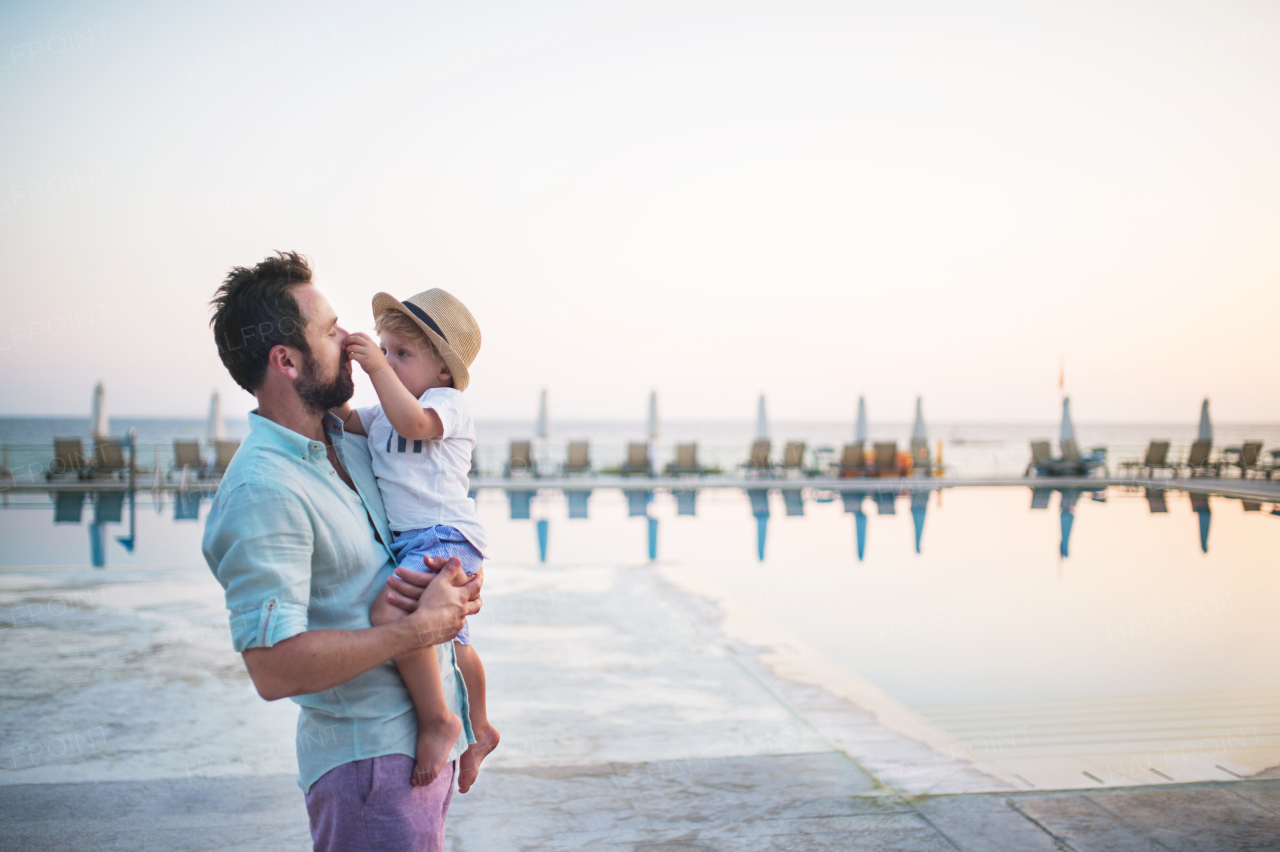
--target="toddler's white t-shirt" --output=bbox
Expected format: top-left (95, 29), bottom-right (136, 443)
top-left (356, 387), bottom-right (487, 554)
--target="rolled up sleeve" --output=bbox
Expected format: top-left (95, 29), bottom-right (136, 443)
top-left (203, 481), bottom-right (314, 652)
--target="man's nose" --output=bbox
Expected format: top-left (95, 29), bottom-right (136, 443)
top-left (335, 325), bottom-right (350, 341)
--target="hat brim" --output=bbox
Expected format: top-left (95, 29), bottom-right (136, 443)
top-left (371, 292), bottom-right (471, 392)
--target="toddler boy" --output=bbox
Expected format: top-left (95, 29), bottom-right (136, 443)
top-left (335, 288), bottom-right (499, 793)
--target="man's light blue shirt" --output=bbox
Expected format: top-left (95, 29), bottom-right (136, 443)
top-left (202, 411), bottom-right (471, 793)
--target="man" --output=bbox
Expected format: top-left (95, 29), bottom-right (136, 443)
top-left (202, 251), bottom-right (482, 852)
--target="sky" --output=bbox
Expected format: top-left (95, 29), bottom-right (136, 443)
top-left (1, 0), bottom-right (1277, 425)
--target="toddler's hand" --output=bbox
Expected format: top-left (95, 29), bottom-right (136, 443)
top-left (343, 332), bottom-right (388, 375)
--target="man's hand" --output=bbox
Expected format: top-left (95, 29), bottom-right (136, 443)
top-left (386, 556), bottom-right (483, 647)
top-left (343, 332), bottom-right (389, 377)
top-left (239, 558), bottom-right (482, 702)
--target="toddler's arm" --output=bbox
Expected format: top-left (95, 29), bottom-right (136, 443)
top-left (330, 402), bottom-right (367, 436)
top-left (344, 332), bottom-right (444, 441)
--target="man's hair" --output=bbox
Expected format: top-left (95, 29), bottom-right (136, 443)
top-left (209, 251), bottom-right (313, 392)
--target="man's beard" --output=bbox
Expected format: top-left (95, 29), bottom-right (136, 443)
top-left (297, 349), bottom-right (355, 412)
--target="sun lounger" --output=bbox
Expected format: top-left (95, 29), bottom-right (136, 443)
top-left (1266, 449), bottom-right (1280, 480)
top-left (746, 439), bottom-right (772, 473)
top-left (782, 442), bottom-right (806, 473)
top-left (563, 441), bottom-right (591, 475)
top-left (1057, 440), bottom-right (1084, 476)
top-left (839, 443), bottom-right (866, 477)
top-left (92, 438), bottom-right (127, 478)
top-left (1184, 440), bottom-right (1218, 476)
top-left (1236, 441), bottom-right (1263, 478)
top-left (49, 438), bottom-right (86, 479)
top-left (621, 442), bottom-right (651, 476)
top-left (666, 443), bottom-right (702, 475)
top-left (1026, 441), bottom-right (1052, 476)
top-left (1145, 440), bottom-right (1171, 473)
top-left (1121, 440), bottom-right (1173, 477)
top-left (211, 440), bottom-right (240, 476)
top-left (871, 442), bottom-right (898, 477)
top-left (172, 440), bottom-right (202, 480)
top-left (506, 440), bottom-right (534, 476)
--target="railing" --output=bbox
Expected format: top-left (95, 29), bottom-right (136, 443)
top-left (1, 439), bottom-right (1273, 486)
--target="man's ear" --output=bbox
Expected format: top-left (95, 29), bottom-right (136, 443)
top-left (267, 344), bottom-right (303, 380)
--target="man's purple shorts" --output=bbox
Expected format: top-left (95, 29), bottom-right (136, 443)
top-left (306, 754), bottom-right (454, 852)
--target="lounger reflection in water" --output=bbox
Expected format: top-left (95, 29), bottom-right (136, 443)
top-left (565, 490), bottom-right (591, 519)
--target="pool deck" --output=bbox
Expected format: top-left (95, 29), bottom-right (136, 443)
top-left (3, 559), bottom-right (1279, 850)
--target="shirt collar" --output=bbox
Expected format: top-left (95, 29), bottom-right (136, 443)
top-left (248, 410), bottom-right (343, 462)
top-left (322, 410), bottom-right (345, 436)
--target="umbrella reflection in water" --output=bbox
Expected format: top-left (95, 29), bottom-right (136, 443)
top-left (1189, 492), bottom-right (1211, 553)
top-left (748, 488), bottom-right (769, 561)
top-left (910, 490), bottom-right (929, 554)
top-left (1059, 489), bottom-right (1082, 558)
top-left (841, 492), bottom-right (867, 561)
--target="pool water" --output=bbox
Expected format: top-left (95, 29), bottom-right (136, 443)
top-left (4, 483), bottom-right (1278, 786)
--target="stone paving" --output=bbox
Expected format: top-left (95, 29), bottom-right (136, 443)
top-left (2, 561), bottom-right (1279, 850)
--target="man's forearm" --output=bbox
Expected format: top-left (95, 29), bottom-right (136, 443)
top-left (243, 560), bottom-right (479, 701)
top-left (243, 618), bottom-right (431, 701)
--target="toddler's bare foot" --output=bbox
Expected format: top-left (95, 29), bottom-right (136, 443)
top-left (412, 713), bottom-right (463, 787)
top-left (457, 724), bottom-right (500, 794)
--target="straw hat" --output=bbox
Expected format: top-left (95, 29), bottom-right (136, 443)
top-left (371, 289), bottom-right (481, 391)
